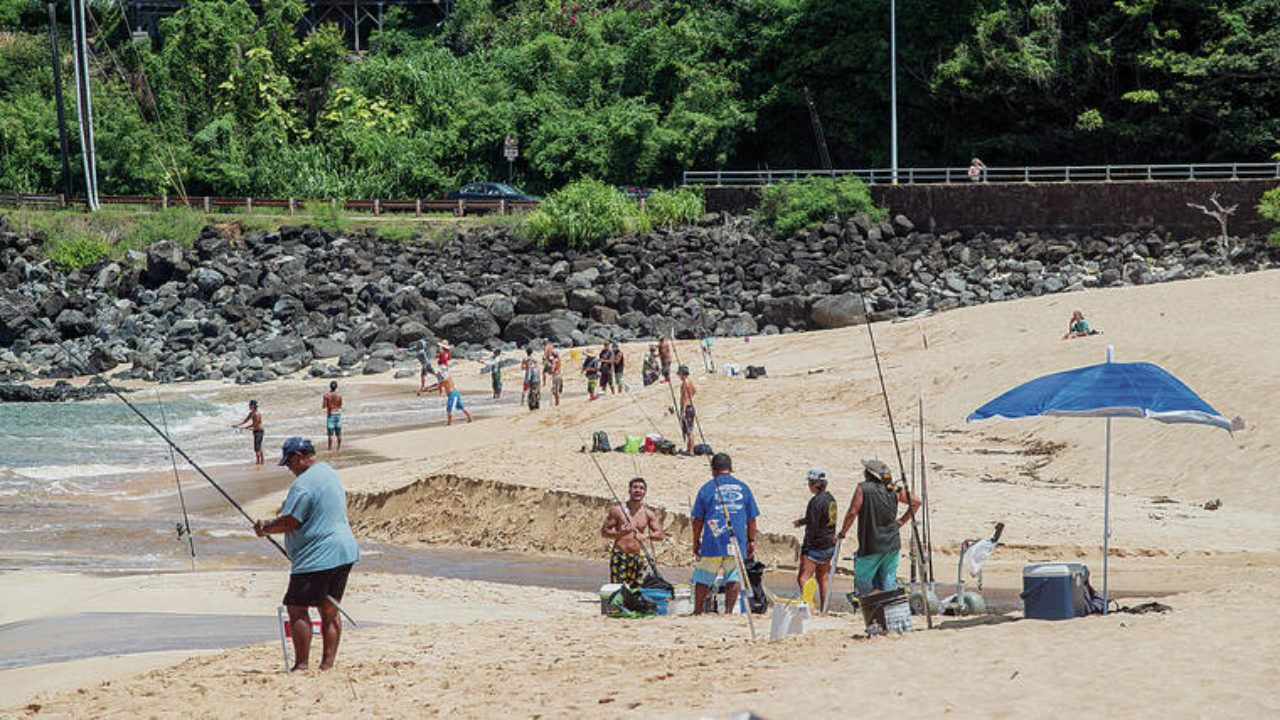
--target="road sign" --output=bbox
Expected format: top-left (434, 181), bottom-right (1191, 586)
top-left (503, 135), bottom-right (519, 161)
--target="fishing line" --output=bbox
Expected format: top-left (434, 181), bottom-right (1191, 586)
top-left (43, 324), bottom-right (357, 626)
top-left (666, 328), bottom-right (710, 448)
top-left (156, 387), bottom-right (196, 570)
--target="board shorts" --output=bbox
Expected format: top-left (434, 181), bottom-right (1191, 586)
top-left (551, 374), bottom-right (563, 395)
top-left (854, 550), bottom-right (899, 596)
top-left (252, 429), bottom-right (264, 453)
top-left (681, 405), bottom-right (696, 437)
top-left (587, 378), bottom-right (598, 396)
top-left (610, 548), bottom-right (644, 587)
top-left (600, 368), bottom-right (613, 387)
top-left (804, 546), bottom-right (835, 564)
top-left (491, 372), bottom-right (502, 392)
top-left (284, 563), bottom-right (353, 607)
top-left (661, 361), bottom-right (671, 379)
top-left (527, 383), bottom-right (541, 410)
top-left (446, 390), bottom-right (465, 413)
top-left (692, 556), bottom-right (740, 586)
top-left (326, 413), bottom-right (342, 436)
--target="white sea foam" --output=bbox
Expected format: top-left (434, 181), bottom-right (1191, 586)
top-left (9, 463), bottom-right (158, 481)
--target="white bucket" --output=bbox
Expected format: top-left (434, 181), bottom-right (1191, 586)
top-left (769, 598), bottom-right (812, 641)
top-left (670, 585), bottom-right (693, 616)
top-left (883, 599), bottom-right (913, 634)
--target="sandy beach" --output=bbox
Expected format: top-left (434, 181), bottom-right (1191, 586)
top-left (4, 269), bottom-right (1278, 717)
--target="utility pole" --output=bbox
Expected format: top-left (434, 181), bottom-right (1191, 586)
top-left (890, 0), bottom-right (899, 185)
top-left (69, 0), bottom-right (99, 210)
top-left (47, 3), bottom-right (74, 202)
top-left (804, 86), bottom-right (833, 171)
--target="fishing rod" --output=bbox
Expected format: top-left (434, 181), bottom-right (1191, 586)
top-left (919, 396), bottom-right (935, 585)
top-left (586, 450), bottom-right (663, 578)
top-left (42, 325), bottom-right (358, 626)
top-left (852, 291), bottom-right (934, 629)
top-left (156, 388), bottom-right (196, 570)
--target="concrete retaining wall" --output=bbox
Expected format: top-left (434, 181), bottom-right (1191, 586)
top-left (704, 179), bottom-right (1280, 237)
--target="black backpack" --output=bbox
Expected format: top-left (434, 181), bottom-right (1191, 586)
top-left (745, 558), bottom-right (770, 614)
top-left (744, 365), bottom-right (767, 379)
top-left (693, 443), bottom-right (713, 456)
top-left (655, 438), bottom-right (677, 455)
top-left (592, 431), bottom-right (611, 452)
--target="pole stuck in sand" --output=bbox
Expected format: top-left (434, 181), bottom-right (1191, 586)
top-left (708, 471), bottom-right (758, 641)
top-left (853, 293), bottom-right (934, 630)
top-left (42, 323), bottom-right (358, 627)
top-left (155, 388), bottom-right (197, 570)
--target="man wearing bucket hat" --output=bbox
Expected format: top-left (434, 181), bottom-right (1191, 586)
top-left (254, 437), bottom-right (360, 671)
top-left (835, 458), bottom-right (920, 598)
top-left (793, 468), bottom-right (837, 609)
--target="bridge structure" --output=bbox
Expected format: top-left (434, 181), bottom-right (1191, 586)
top-left (127, 0), bottom-right (453, 51)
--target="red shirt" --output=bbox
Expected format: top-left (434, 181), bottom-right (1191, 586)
top-left (436, 348), bottom-right (451, 367)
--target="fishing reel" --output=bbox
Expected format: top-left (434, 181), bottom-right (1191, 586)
top-left (176, 522), bottom-right (190, 539)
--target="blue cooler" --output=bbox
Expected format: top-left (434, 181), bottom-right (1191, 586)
top-left (639, 588), bottom-right (671, 615)
top-left (1021, 563), bottom-right (1089, 620)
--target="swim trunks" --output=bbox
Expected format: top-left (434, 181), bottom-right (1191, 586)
top-left (491, 372), bottom-right (502, 392)
top-left (681, 405), bottom-right (696, 437)
top-left (552, 374), bottom-right (563, 395)
top-left (252, 429), bottom-right (264, 453)
top-left (692, 556), bottom-right (740, 586)
top-left (284, 562), bottom-right (353, 608)
top-left (446, 390), bottom-right (465, 413)
top-left (326, 413), bottom-right (342, 436)
top-left (854, 551), bottom-right (899, 596)
top-left (610, 548), bottom-right (644, 587)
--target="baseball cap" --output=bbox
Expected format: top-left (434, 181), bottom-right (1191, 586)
top-left (862, 458), bottom-right (892, 481)
top-left (278, 437), bottom-right (315, 466)
top-left (677, 365), bottom-right (690, 375)
top-left (806, 468), bottom-right (827, 483)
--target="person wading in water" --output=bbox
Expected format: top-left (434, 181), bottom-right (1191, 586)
top-left (232, 399), bottom-right (265, 466)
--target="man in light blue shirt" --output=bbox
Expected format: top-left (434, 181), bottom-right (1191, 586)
top-left (255, 437), bottom-right (360, 671)
top-left (690, 453), bottom-right (759, 615)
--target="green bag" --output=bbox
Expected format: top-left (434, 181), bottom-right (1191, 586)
top-left (623, 435), bottom-right (642, 454)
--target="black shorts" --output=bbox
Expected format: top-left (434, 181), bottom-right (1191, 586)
top-left (252, 429), bottom-right (264, 452)
top-left (283, 563), bottom-right (353, 607)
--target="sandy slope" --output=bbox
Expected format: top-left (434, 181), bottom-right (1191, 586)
top-left (6, 269), bottom-right (1278, 717)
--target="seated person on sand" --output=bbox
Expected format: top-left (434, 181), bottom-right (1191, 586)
top-left (1063, 310), bottom-right (1098, 339)
top-left (601, 477), bottom-right (664, 588)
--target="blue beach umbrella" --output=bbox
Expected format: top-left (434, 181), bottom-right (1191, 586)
top-left (967, 347), bottom-right (1243, 613)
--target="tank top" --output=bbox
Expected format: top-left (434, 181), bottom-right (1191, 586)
top-left (856, 481), bottom-right (900, 556)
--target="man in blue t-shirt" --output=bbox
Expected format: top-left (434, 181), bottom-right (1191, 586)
top-left (690, 453), bottom-right (759, 615)
top-left (255, 437), bottom-right (360, 671)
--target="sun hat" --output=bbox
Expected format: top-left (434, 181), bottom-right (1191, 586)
top-left (862, 458), bottom-right (892, 481)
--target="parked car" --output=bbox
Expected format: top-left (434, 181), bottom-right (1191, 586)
top-left (617, 185), bottom-right (650, 200)
top-left (444, 182), bottom-right (539, 201)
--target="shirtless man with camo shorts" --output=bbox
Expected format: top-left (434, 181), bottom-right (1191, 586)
top-left (600, 477), bottom-right (664, 587)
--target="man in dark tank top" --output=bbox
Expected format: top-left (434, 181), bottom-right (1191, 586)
top-left (835, 458), bottom-right (920, 597)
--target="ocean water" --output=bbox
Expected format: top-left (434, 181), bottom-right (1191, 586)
top-left (0, 384), bottom-right (501, 572)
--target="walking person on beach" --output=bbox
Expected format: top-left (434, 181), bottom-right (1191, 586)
top-left (438, 369), bottom-right (473, 426)
top-left (600, 477), bottom-right (665, 588)
top-left (232, 399), bottom-right (265, 466)
top-left (436, 340), bottom-right (452, 370)
top-left (678, 366), bottom-right (697, 455)
top-left (322, 381), bottom-right (343, 453)
top-left (405, 338), bottom-right (436, 395)
top-left (642, 345), bottom-right (660, 387)
top-left (254, 437), bottom-right (360, 672)
top-left (548, 346), bottom-right (564, 406)
top-left (794, 468), bottom-right (837, 610)
top-left (542, 340), bottom-right (556, 389)
top-left (599, 343), bottom-right (616, 395)
top-left (583, 349), bottom-right (601, 400)
top-left (490, 350), bottom-right (504, 400)
top-left (658, 337), bottom-right (673, 383)
top-left (523, 348), bottom-right (541, 410)
top-left (612, 342), bottom-right (626, 391)
top-left (835, 459), bottom-right (920, 598)
top-left (691, 453), bottom-right (759, 615)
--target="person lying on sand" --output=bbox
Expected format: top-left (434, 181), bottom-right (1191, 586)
top-left (601, 477), bottom-right (665, 588)
top-left (255, 437), bottom-right (359, 672)
top-left (794, 468), bottom-right (837, 610)
top-left (1063, 310), bottom-right (1099, 339)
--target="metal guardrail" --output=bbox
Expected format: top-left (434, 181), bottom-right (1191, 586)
top-left (682, 162), bottom-right (1280, 186)
top-left (0, 193), bottom-right (540, 217)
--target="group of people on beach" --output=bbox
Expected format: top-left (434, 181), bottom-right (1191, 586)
top-left (601, 452), bottom-right (919, 614)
